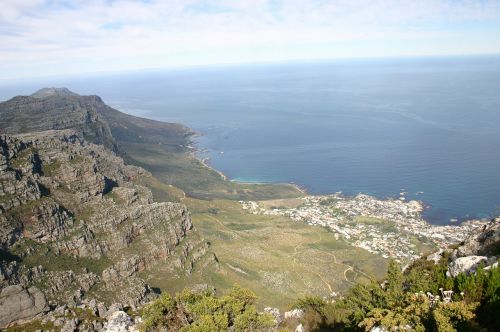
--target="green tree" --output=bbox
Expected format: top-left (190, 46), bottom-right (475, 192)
top-left (141, 293), bottom-right (175, 331)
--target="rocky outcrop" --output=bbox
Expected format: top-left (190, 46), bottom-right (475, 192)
top-left (0, 129), bottom-right (215, 327)
top-left (0, 285), bottom-right (47, 327)
top-left (0, 90), bottom-right (215, 329)
top-left (103, 310), bottom-right (138, 332)
top-left (21, 201), bottom-right (74, 242)
top-left (427, 218), bottom-right (500, 277)
top-left (284, 308), bottom-right (304, 320)
top-left (0, 90), bottom-right (117, 151)
top-left (447, 256), bottom-right (489, 277)
top-left (454, 217), bottom-right (500, 258)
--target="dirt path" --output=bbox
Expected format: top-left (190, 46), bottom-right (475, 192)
top-left (343, 266), bottom-right (355, 284)
top-left (313, 271), bottom-right (334, 294)
top-left (292, 242), bottom-right (303, 264)
top-left (206, 215), bottom-right (240, 239)
top-left (317, 233), bottom-right (365, 284)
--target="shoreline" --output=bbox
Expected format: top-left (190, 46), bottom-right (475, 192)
top-left (187, 133), bottom-right (308, 195)
top-left (185, 132), bottom-right (495, 225)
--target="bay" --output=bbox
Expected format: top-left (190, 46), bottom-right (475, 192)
top-left (1, 55), bottom-right (499, 224)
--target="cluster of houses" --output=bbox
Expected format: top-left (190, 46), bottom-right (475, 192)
top-left (241, 193), bottom-right (486, 263)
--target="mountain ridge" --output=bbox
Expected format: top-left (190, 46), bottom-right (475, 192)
top-left (0, 87), bottom-right (192, 154)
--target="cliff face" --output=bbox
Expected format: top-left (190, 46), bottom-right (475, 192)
top-left (0, 90), bottom-right (116, 151)
top-left (0, 89), bottom-right (216, 329)
top-left (0, 87), bottom-right (192, 154)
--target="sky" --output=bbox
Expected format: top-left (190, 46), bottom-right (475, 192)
top-left (1, 0), bottom-right (500, 79)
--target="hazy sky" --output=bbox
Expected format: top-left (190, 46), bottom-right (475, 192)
top-left (2, 0), bottom-right (500, 79)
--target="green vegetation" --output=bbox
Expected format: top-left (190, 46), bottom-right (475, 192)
top-left (41, 160), bottom-right (62, 177)
top-left (140, 258), bottom-right (499, 331)
top-left (11, 239), bottom-right (110, 275)
top-left (289, 258), bottom-right (500, 331)
top-left (140, 285), bottom-right (274, 332)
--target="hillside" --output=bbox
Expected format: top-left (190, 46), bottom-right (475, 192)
top-left (0, 90), bottom-right (219, 329)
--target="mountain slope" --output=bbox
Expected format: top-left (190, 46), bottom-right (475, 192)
top-left (0, 89), bottom-right (217, 329)
top-left (0, 88), bottom-right (192, 154)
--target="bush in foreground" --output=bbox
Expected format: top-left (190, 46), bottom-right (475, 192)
top-left (141, 285), bottom-right (275, 332)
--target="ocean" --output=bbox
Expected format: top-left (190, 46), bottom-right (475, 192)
top-left (1, 55), bottom-right (499, 224)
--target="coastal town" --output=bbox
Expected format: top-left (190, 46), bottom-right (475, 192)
top-left (241, 193), bottom-right (487, 263)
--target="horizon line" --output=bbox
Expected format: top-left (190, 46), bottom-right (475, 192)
top-left (2, 52), bottom-right (500, 82)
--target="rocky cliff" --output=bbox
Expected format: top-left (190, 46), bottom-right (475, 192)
top-left (0, 87), bottom-right (192, 153)
top-left (0, 90), bottom-right (217, 329)
top-left (426, 217), bottom-right (499, 277)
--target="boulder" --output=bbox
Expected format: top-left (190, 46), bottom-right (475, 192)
top-left (264, 307), bottom-right (282, 324)
top-left (284, 308), bottom-right (304, 320)
top-left (369, 327), bottom-right (389, 332)
top-left (103, 310), bottom-right (138, 332)
top-left (0, 285), bottom-right (48, 327)
top-left (61, 318), bottom-right (78, 332)
top-left (295, 323), bottom-right (305, 332)
top-left (447, 256), bottom-right (488, 277)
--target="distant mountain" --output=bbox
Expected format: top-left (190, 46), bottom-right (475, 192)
top-left (0, 88), bottom-right (192, 153)
top-left (30, 87), bottom-right (79, 98)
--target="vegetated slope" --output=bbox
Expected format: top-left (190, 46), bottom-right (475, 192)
top-left (0, 90), bottom-right (218, 329)
top-left (97, 100), bottom-right (192, 153)
top-left (284, 218), bottom-right (499, 332)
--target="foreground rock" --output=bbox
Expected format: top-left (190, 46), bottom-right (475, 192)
top-left (420, 218), bottom-right (499, 276)
top-left (0, 285), bottom-right (47, 327)
top-left (103, 310), bottom-right (138, 332)
top-left (447, 256), bottom-right (489, 277)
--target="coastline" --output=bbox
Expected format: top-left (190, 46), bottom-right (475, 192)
top-left (187, 132), bottom-right (308, 195)
top-left (184, 130), bottom-right (495, 225)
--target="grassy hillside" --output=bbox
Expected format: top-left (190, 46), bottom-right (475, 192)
top-left (129, 147), bottom-right (388, 309)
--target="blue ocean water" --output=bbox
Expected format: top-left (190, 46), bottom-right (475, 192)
top-left (1, 56), bottom-right (499, 224)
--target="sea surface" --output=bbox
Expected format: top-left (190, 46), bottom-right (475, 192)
top-left (1, 55), bottom-right (500, 224)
